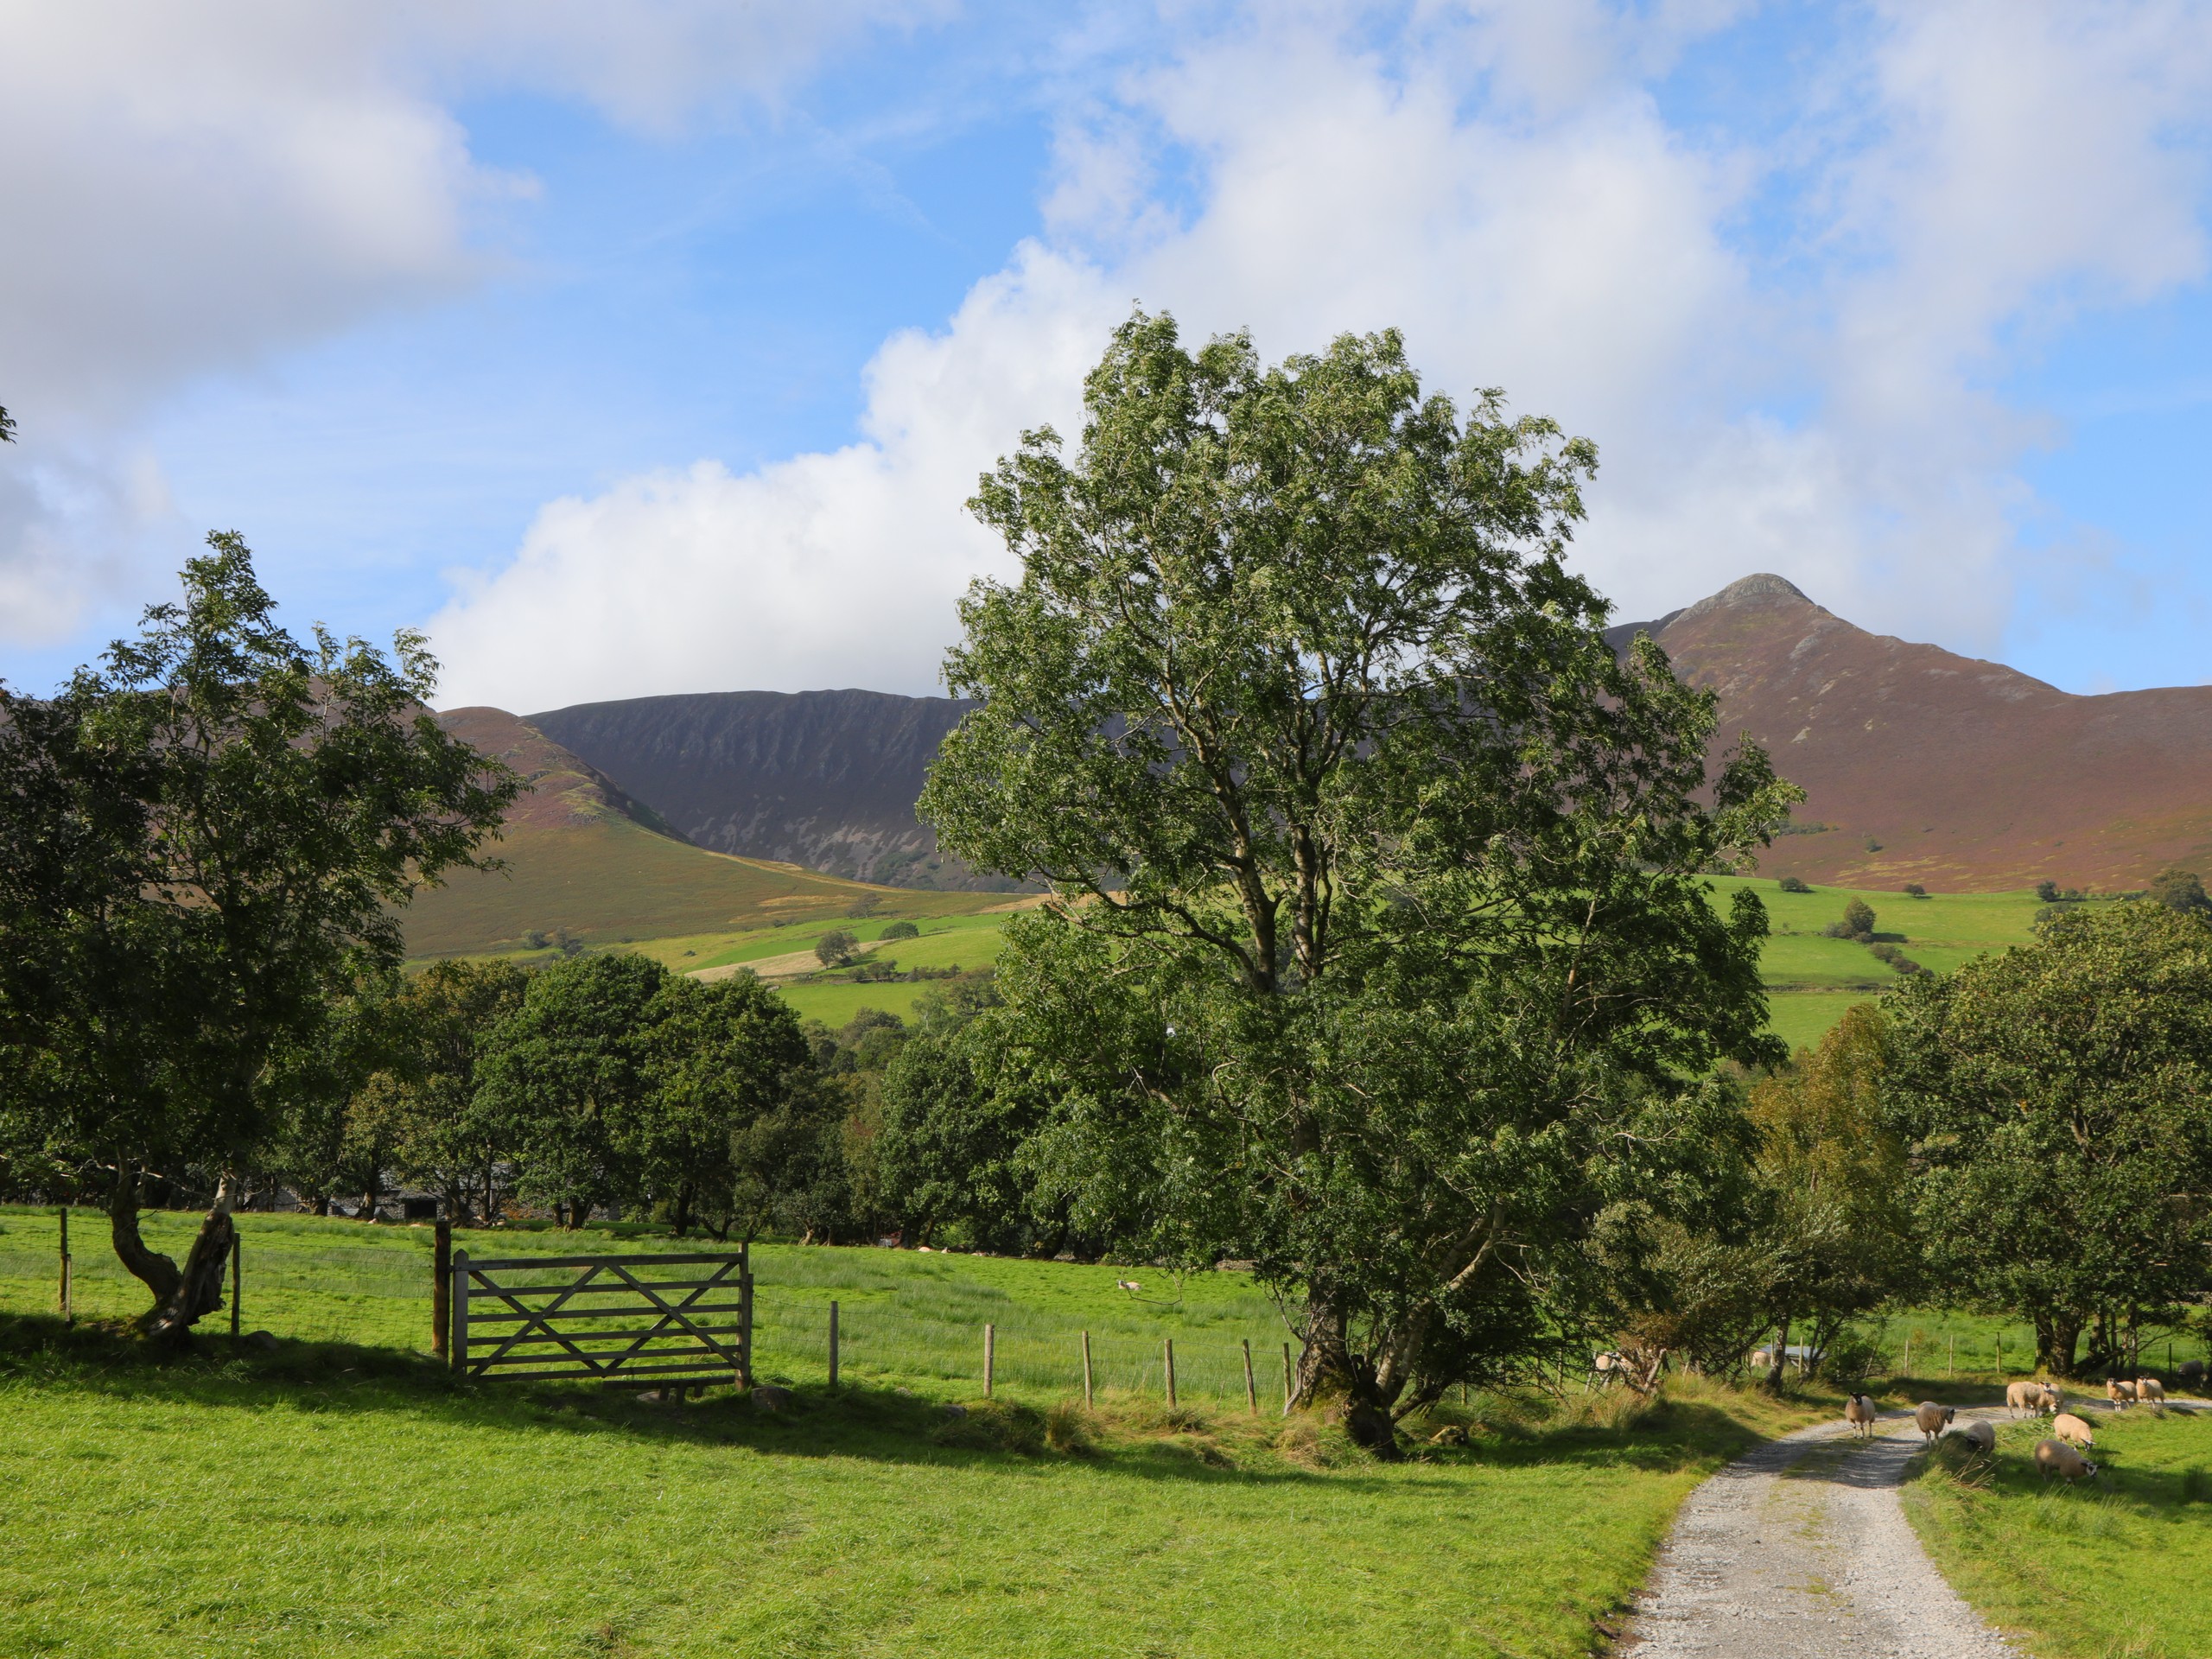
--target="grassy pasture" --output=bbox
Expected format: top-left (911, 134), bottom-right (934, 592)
top-left (1904, 1408), bottom-right (2212, 1658)
top-left (0, 1210), bottom-right (1850, 1659)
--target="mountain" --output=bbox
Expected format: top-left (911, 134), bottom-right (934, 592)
top-left (527, 689), bottom-right (1024, 891)
top-left (400, 708), bottom-right (906, 957)
top-left (1611, 574), bottom-right (2212, 890)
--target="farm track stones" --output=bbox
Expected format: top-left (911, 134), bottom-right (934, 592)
top-left (1625, 1408), bottom-right (2021, 1658)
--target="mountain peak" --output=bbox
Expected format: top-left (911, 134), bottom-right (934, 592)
top-left (1673, 572), bottom-right (1819, 626)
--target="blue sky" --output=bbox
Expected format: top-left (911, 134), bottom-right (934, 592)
top-left (4, 1), bottom-right (2211, 709)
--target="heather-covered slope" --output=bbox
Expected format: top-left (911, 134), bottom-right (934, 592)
top-left (528, 689), bottom-right (1022, 890)
top-left (1613, 575), bottom-right (2212, 890)
top-left (401, 708), bottom-right (899, 957)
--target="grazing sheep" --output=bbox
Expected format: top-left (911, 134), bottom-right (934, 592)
top-left (2051, 1413), bottom-right (2095, 1451)
top-left (2005, 1380), bottom-right (2045, 1418)
top-left (2139, 1376), bottom-right (2166, 1411)
top-left (2107, 1378), bottom-right (2139, 1408)
top-left (1914, 1400), bottom-right (1957, 1444)
top-left (1844, 1394), bottom-right (1878, 1439)
top-left (2037, 1382), bottom-right (2063, 1414)
top-left (2035, 1438), bottom-right (2099, 1484)
top-left (1948, 1419), bottom-right (1996, 1453)
top-left (2179, 1358), bottom-right (2205, 1390)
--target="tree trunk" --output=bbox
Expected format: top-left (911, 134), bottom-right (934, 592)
top-left (310, 1192), bottom-right (330, 1217)
top-left (1291, 1290), bottom-right (1401, 1459)
top-left (109, 1163), bottom-right (183, 1306)
top-left (568, 1198), bottom-right (588, 1230)
top-left (1766, 1313), bottom-right (1791, 1395)
top-left (2033, 1312), bottom-right (2082, 1376)
top-left (671, 1182), bottom-right (693, 1239)
top-left (359, 1173), bottom-right (378, 1223)
top-left (144, 1173), bottom-right (240, 1344)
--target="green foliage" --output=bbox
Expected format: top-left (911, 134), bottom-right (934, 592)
top-left (1825, 898), bottom-right (1877, 940)
top-left (2149, 868), bottom-right (2209, 914)
top-left (1903, 883), bottom-right (1928, 898)
top-left (919, 311), bottom-right (1798, 1441)
top-left (1778, 875), bottom-right (1812, 893)
top-left (1884, 901), bottom-right (2212, 1374)
top-left (352, 957), bottom-right (528, 1222)
top-left (1747, 1005), bottom-right (1919, 1382)
top-left (880, 920), bottom-right (920, 941)
top-left (474, 952), bottom-right (671, 1220)
top-left (814, 928), bottom-right (859, 968)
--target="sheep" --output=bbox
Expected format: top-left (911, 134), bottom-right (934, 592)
top-left (2139, 1376), bottom-right (2166, 1411)
top-left (2037, 1382), bottom-right (2063, 1414)
top-left (2005, 1380), bottom-right (2046, 1418)
top-left (2051, 1412), bottom-right (2095, 1451)
top-left (2107, 1378), bottom-right (2139, 1408)
top-left (2035, 1438), bottom-right (2099, 1484)
top-left (1948, 1419), bottom-right (1996, 1453)
top-left (1587, 1351), bottom-right (1624, 1390)
top-left (2179, 1358), bottom-right (2205, 1391)
top-left (1844, 1394), bottom-right (1878, 1439)
top-left (1914, 1400), bottom-right (1956, 1444)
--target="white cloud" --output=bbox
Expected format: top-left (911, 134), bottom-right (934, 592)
top-left (0, 0), bottom-right (934, 645)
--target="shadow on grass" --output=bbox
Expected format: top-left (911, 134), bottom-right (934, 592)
top-left (0, 1311), bottom-right (1758, 1493)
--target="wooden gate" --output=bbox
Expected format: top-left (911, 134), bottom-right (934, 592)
top-left (448, 1249), bottom-right (753, 1387)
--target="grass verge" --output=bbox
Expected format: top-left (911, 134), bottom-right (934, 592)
top-left (1901, 1408), bottom-right (2212, 1659)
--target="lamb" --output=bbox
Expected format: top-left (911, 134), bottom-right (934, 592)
top-left (2139, 1376), bottom-right (2166, 1411)
top-left (1948, 1419), bottom-right (1996, 1452)
top-left (2107, 1378), bottom-right (2139, 1408)
top-left (2034, 1438), bottom-right (2099, 1484)
top-left (2005, 1380), bottom-right (2048, 1418)
top-left (2051, 1412), bottom-right (2095, 1451)
top-left (1914, 1400), bottom-right (1956, 1444)
top-left (1844, 1394), bottom-right (1878, 1439)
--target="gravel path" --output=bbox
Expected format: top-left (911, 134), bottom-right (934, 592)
top-left (1624, 1403), bottom-right (2023, 1658)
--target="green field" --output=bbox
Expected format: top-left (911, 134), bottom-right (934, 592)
top-left (1904, 1409), bottom-right (2212, 1658)
top-left (1, 1209), bottom-right (1845, 1658)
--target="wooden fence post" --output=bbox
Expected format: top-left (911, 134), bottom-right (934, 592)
top-left (1903, 1334), bottom-right (1911, 1380)
top-left (1242, 1338), bottom-right (1257, 1414)
top-left (1081, 1331), bottom-right (1094, 1408)
top-left (1281, 1342), bottom-right (1294, 1414)
top-left (984, 1322), bottom-right (995, 1398)
top-left (829, 1300), bottom-right (840, 1389)
top-left (432, 1217), bottom-right (451, 1360)
top-left (229, 1234), bottom-right (241, 1338)
top-left (1994, 1335), bottom-right (2002, 1379)
top-left (57, 1205), bottom-right (72, 1325)
top-left (450, 1249), bottom-right (469, 1374)
top-left (1164, 1338), bottom-right (1177, 1408)
top-left (738, 1245), bottom-right (754, 1387)
top-left (1948, 1334), bottom-right (1955, 1378)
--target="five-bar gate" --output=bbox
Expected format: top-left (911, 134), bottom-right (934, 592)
top-left (449, 1249), bottom-right (753, 1388)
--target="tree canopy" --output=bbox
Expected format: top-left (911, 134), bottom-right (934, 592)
top-left (919, 312), bottom-right (1797, 1449)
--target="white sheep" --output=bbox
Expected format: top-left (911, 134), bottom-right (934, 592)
top-left (2034, 1438), bottom-right (2099, 1484)
top-left (2005, 1380), bottom-right (2045, 1418)
top-left (2051, 1412), bottom-right (2095, 1451)
top-left (1913, 1400), bottom-right (1956, 1444)
top-left (2107, 1378), bottom-right (2139, 1408)
top-left (1947, 1419), bottom-right (1996, 1452)
top-left (2037, 1382), bottom-right (2063, 1414)
top-left (1844, 1394), bottom-right (1878, 1439)
top-left (2139, 1376), bottom-right (2166, 1412)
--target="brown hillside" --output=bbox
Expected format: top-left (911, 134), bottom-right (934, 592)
top-left (1619, 575), bottom-right (2212, 890)
top-left (400, 709), bottom-right (903, 958)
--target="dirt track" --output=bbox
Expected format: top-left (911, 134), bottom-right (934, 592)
top-left (1625, 1405), bottom-right (2022, 1657)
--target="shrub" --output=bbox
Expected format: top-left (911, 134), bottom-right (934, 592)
top-left (1778, 875), bottom-right (1812, 894)
top-left (880, 920), bottom-right (921, 940)
top-left (2036, 879), bottom-right (2059, 903)
top-left (814, 928), bottom-right (859, 967)
top-left (1903, 883), bottom-right (1927, 898)
top-left (2149, 868), bottom-right (2210, 914)
top-left (1824, 899), bottom-right (1877, 941)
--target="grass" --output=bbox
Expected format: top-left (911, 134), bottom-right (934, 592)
top-left (1903, 1408), bottom-right (2212, 1658)
top-left (1, 1208), bottom-right (1841, 1658)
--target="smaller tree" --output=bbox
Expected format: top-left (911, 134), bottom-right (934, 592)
top-left (1826, 899), bottom-right (1875, 940)
top-left (814, 929), bottom-right (858, 968)
top-left (880, 920), bottom-right (920, 941)
top-left (360, 957), bottom-right (530, 1223)
top-left (1777, 876), bottom-right (1812, 893)
top-left (2035, 879), bottom-right (2060, 903)
top-left (2148, 868), bottom-right (2209, 914)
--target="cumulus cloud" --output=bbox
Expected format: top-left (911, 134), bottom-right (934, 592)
top-left (429, 0), bottom-right (2212, 709)
top-left (0, 0), bottom-right (935, 645)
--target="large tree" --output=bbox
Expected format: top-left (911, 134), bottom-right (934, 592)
top-left (919, 313), bottom-right (1795, 1450)
top-left (0, 535), bottom-right (515, 1336)
top-left (1884, 901), bottom-right (2212, 1375)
